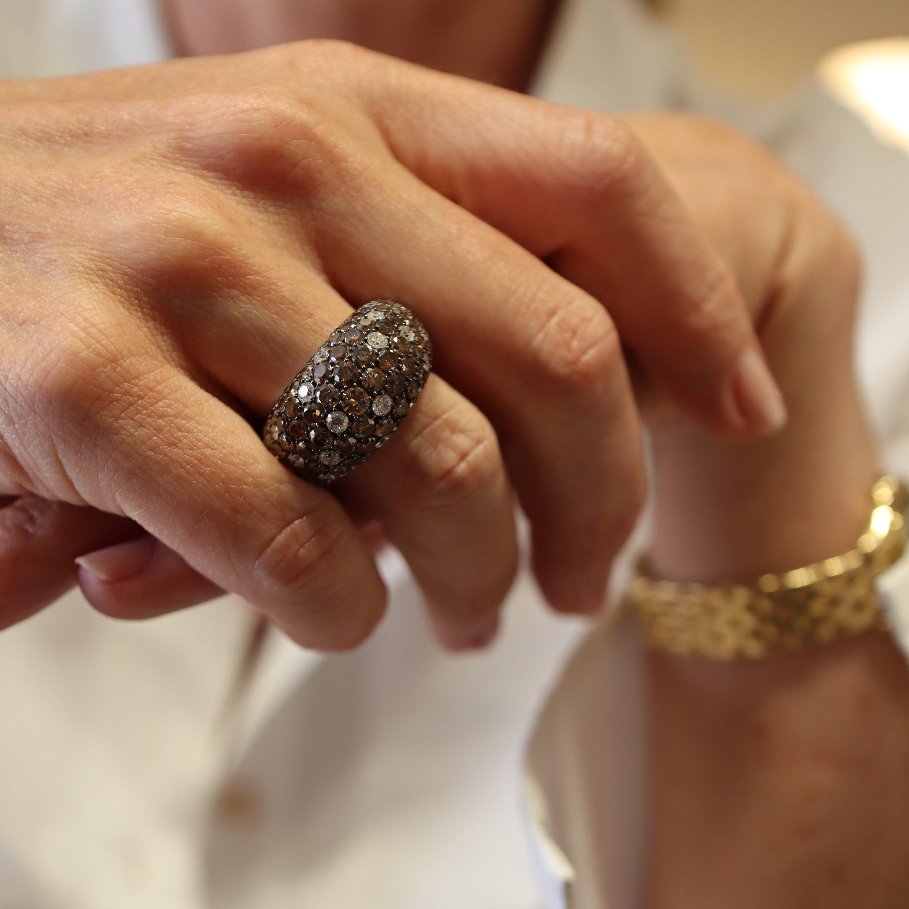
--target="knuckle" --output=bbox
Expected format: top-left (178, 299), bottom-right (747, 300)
top-left (531, 298), bottom-right (623, 399)
top-left (0, 497), bottom-right (52, 551)
top-left (560, 113), bottom-right (649, 201)
top-left (174, 86), bottom-right (350, 200)
top-left (401, 406), bottom-right (502, 512)
top-left (252, 508), bottom-right (339, 599)
top-left (678, 263), bottom-right (742, 339)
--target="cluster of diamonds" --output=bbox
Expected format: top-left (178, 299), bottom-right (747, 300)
top-left (263, 300), bottom-right (432, 485)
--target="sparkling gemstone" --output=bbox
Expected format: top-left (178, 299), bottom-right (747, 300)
top-left (265, 416), bottom-right (282, 442)
top-left (301, 404), bottom-right (324, 425)
top-left (406, 380), bottom-right (423, 401)
top-left (316, 385), bottom-right (340, 408)
top-left (282, 399), bottom-right (296, 418)
top-left (377, 352), bottom-right (398, 372)
top-left (362, 310), bottom-right (382, 323)
top-left (312, 348), bottom-right (329, 363)
top-left (287, 453), bottom-right (307, 470)
top-left (391, 335), bottom-right (410, 353)
top-left (398, 356), bottom-right (419, 377)
top-left (401, 326), bottom-right (417, 343)
top-left (393, 399), bottom-right (410, 419)
top-left (367, 331), bottom-right (389, 351)
top-left (329, 343), bottom-right (348, 362)
top-left (277, 432), bottom-right (293, 452)
top-left (287, 419), bottom-right (307, 440)
top-left (319, 450), bottom-right (341, 467)
top-left (362, 368), bottom-right (386, 392)
top-left (371, 395), bottom-right (392, 417)
top-left (353, 346), bottom-right (372, 365)
top-left (308, 426), bottom-right (330, 448)
top-left (296, 383), bottom-right (314, 404)
top-left (383, 372), bottom-right (404, 397)
top-left (326, 411), bottom-right (350, 434)
top-left (350, 417), bottom-right (375, 437)
top-left (332, 364), bottom-right (357, 384)
top-left (374, 419), bottom-right (394, 437)
top-left (313, 362), bottom-right (329, 381)
top-left (341, 386), bottom-right (369, 415)
top-left (344, 327), bottom-right (364, 344)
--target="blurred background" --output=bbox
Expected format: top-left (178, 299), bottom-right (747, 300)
top-left (654, 0), bottom-right (909, 149)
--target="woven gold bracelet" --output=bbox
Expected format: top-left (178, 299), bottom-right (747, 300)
top-left (626, 475), bottom-right (907, 660)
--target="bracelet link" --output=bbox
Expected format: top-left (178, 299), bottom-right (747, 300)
top-left (627, 475), bottom-right (907, 660)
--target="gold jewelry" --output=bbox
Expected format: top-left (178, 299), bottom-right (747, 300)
top-left (627, 475), bottom-right (907, 659)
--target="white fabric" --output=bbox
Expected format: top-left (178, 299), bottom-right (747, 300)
top-left (0, 1), bottom-right (907, 908)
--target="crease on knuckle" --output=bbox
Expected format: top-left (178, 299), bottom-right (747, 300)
top-left (0, 497), bottom-right (53, 551)
top-left (400, 408), bottom-right (501, 513)
top-left (530, 298), bottom-right (622, 400)
top-left (677, 262), bottom-right (741, 340)
top-left (251, 506), bottom-right (341, 603)
top-left (560, 113), bottom-right (648, 203)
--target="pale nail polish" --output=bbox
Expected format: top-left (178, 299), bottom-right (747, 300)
top-left (76, 536), bottom-right (154, 582)
top-left (732, 347), bottom-right (788, 434)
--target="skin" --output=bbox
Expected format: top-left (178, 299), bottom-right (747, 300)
top-left (628, 116), bottom-right (909, 907)
top-left (0, 42), bottom-right (780, 650)
top-left (2, 2), bottom-right (907, 902)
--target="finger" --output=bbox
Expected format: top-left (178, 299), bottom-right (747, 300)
top-left (336, 377), bottom-right (518, 650)
top-left (179, 258), bottom-right (520, 648)
top-left (76, 533), bottom-right (224, 619)
top-left (59, 351), bottom-right (387, 651)
top-left (359, 66), bottom-right (787, 437)
top-left (0, 498), bottom-right (137, 629)
top-left (313, 173), bottom-right (645, 614)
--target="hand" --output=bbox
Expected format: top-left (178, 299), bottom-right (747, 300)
top-left (0, 45), bottom-right (781, 648)
top-left (626, 115), bottom-right (909, 908)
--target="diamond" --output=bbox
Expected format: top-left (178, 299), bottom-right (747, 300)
top-left (383, 372), bottom-right (404, 397)
top-left (377, 352), bottom-right (397, 371)
top-left (367, 331), bottom-right (389, 351)
top-left (353, 346), bottom-right (372, 365)
top-left (375, 418), bottom-right (394, 437)
top-left (308, 426), bottom-right (330, 448)
top-left (329, 343), bottom-right (348, 362)
top-left (350, 417), bottom-right (375, 437)
top-left (313, 362), bottom-right (329, 381)
top-left (332, 364), bottom-right (357, 385)
top-left (406, 380), bottom-right (423, 401)
top-left (401, 326), bottom-right (417, 343)
top-left (296, 383), bottom-right (314, 404)
top-left (393, 399), bottom-right (410, 419)
top-left (265, 416), bottom-right (282, 442)
top-left (344, 327), bottom-right (364, 344)
top-left (362, 368), bottom-right (385, 392)
top-left (372, 395), bottom-right (392, 417)
top-left (326, 411), bottom-right (349, 434)
top-left (319, 450), bottom-right (341, 467)
top-left (341, 386), bottom-right (369, 416)
top-left (316, 385), bottom-right (340, 408)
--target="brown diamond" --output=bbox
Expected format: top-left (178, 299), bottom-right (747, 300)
top-left (332, 364), bottom-right (357, 385)
top-left (316, 385), bottom-right (340, 408)
top-left (341, 386), bottom-right (370, 416)
top-left (377, 352), bottom-right (398, 372)
top-left (383, 372), bottom-right (404, 397)
top-left (362, 368), bottom-right (386, 392)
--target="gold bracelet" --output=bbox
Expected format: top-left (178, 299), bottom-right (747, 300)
top-left (626, 475), bottom-right (907, 659)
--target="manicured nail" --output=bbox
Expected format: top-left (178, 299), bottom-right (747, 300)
top-left (75, 536), bottom-right (154, 583)
top-left (731, 347), bottom-right (788, 435)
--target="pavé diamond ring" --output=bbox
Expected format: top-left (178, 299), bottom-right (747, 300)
top-left (263, 300), bottom-right (432, 485)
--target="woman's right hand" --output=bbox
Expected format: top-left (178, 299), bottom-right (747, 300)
top-left (0, 42), bottom-right (781, 647)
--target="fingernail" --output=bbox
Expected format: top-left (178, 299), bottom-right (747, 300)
top-left (442, 616), bottom-right (500, 652)
top-left (76, 536), bottom-right (154, 583)
top-left (731, 348), bottom-right (787, 435)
